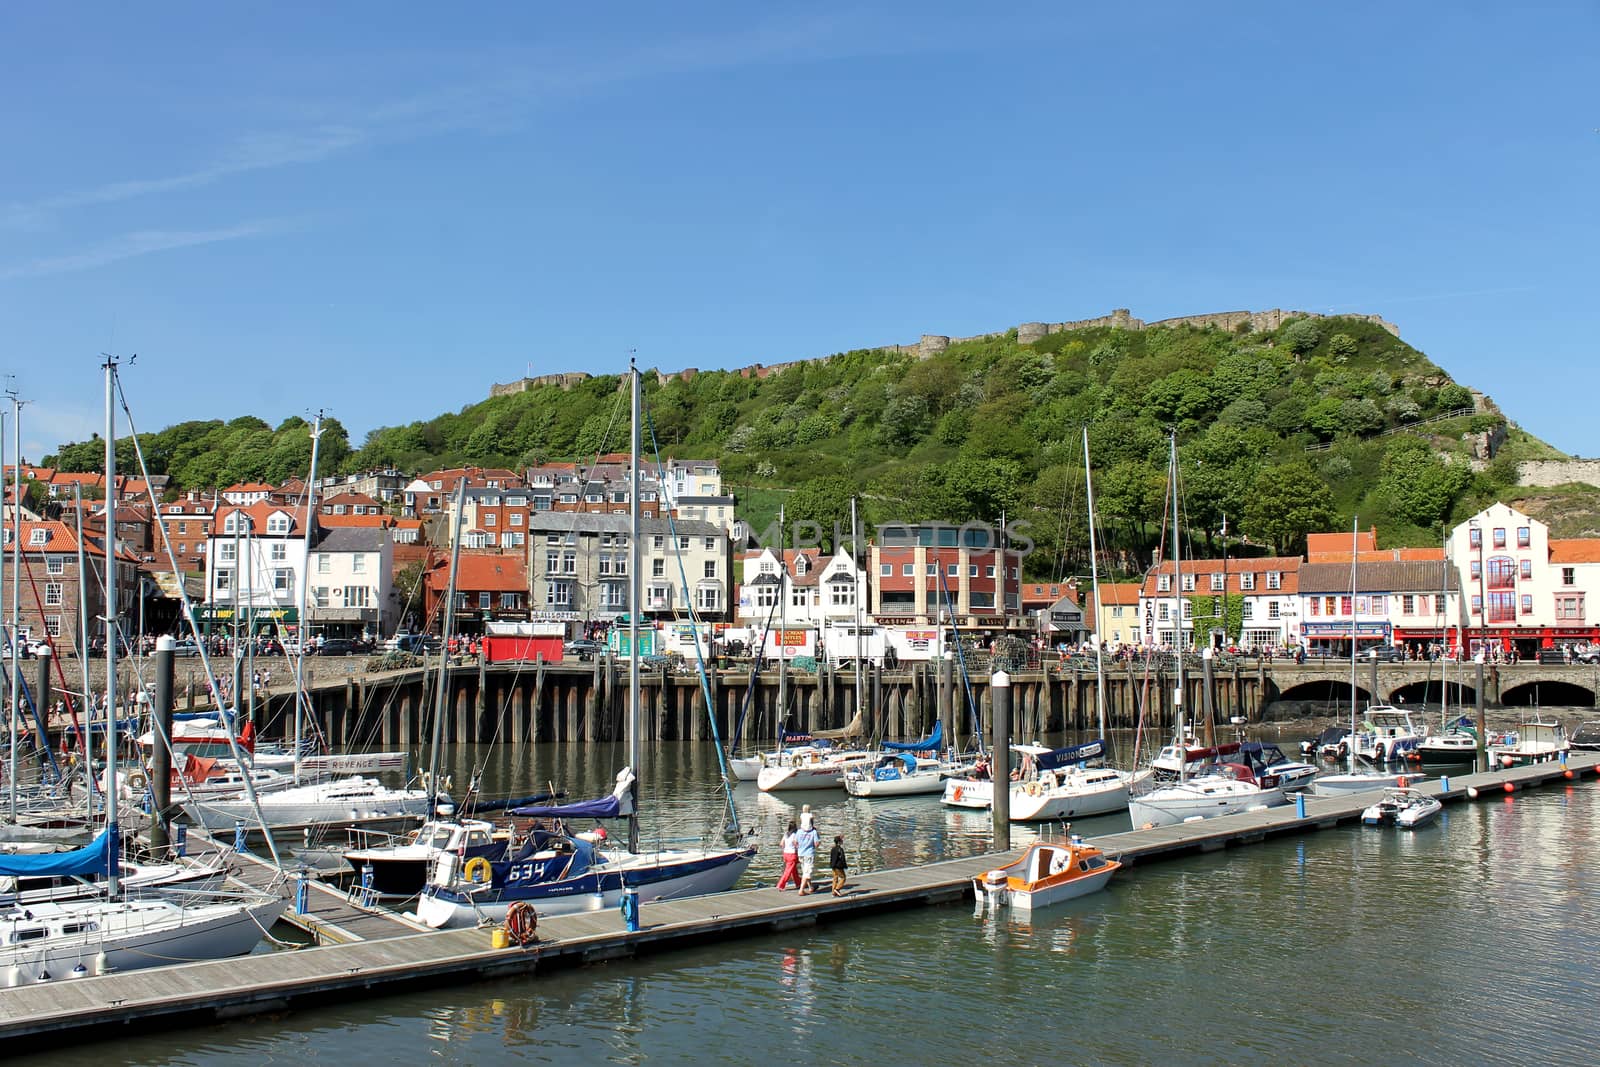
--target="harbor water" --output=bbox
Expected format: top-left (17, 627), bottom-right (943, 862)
top-left (29, 738), bottom-right (1600, 1066)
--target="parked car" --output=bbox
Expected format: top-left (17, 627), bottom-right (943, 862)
top-left (566, 639), bottom-right (605, 662)
top-left (1366, 644), bottom-right (1408, 662)
top-left (390, 633), bottom-right (441, 655)
top-left (316, 638), bottom-right (361, 657)
top-left (1571, 644), bottom-right (1600, 665)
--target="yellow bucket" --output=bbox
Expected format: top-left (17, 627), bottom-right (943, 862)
top-left (491, 928), bottom-right (510, 950)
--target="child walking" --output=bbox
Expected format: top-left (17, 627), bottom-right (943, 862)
top-left (829, 835), bottom-right (848, 897)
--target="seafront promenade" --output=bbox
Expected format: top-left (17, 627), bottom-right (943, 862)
top-left (1, 751), bottom-right (1593, 1051)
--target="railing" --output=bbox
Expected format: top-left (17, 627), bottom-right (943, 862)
top-left (1304, 407), bottom-right (1478, 452)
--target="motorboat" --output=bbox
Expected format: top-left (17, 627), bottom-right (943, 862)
top-left (415, 769), bottom-right (754, 929)
top-left (1361, 787), bottom-right (1442, 829)
top-left (755, 747), bottom-right (875, 792)
top-left (1230, 742), bottom-right (1319, 793)
top-left (1571, 720), bottom-right (1600, 752)
top-left (1151, 740), bottom-right (1242, 780)
top-left (1488, 719), bottom-right (1570, 767)
top-left (1312, 767), bottom-right (1422, 796)
top-left (1128, 763), bottom-right (1288, 828)
top-left (1414, 717), bottom-right (1480, 765)
top-left (974, 835), bottom-right (1120, 911)
top-left (844, 753), bottom-right (950, 797)
top-left (1356, 706), bottom-right (1424, 762)
top-left (1303, 726), bottom-right (1347, 760)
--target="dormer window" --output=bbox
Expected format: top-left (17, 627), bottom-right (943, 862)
top-left (266, 512), bottom-right (291, 535)
top-left (29, 528), bottom-right (48, 546)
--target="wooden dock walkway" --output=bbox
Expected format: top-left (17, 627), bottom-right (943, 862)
top-left (3, 752), bottom-right (1595, 1049)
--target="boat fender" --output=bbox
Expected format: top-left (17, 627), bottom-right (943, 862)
top-left (952, 786), bottom-right (964, 802)
top-left (463, 856), bottom-right (493, 884)
top-left (126, 771), bottom-right (148, 791)
top-left (1396, 776), bottom-right (1408, 789)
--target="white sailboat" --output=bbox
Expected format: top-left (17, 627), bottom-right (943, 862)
top-left (1314, 517), bottom-right (1421, 797)
top-left (415, 361), bottom-right (755, 929)
top-left (1128, 433), bottom-right (1289, 828)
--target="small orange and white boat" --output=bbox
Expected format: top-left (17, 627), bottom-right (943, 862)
top-left (973, 836), bottom-right (1120, 911)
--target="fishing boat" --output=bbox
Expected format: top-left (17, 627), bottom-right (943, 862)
top-left (415, 362), bottom-right (755, 929)
top-left (1361, 786), bottom-right (1442, 829)
top-left (1488, 719), bottom-right (1570, 767)
top-left (973, 834), bottom-right (1120, 911)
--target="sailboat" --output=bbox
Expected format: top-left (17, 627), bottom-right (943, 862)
top-left (1313, 517), bottom-right (1423, 796)
top-left (1128, 433), bottom-right (1289, 828)
top-left (0, 357), bottom-right (285, 988)
top-left (414, 361), bottom-right (755, 929)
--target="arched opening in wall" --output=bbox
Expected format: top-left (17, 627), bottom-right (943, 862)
top-left (1273, 680), bottom-right (1374, 719)
top-left (1499, 680), bottom-right (1596, 709)
top-left (1390, 679), bottom-right (1477, 711)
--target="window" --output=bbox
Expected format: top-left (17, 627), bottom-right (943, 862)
top-left (1486, 557), bottom-right (1515, 591)
top-left (1112, 606), bottom-right (1124, 618)
top-left (1308, 598), bottom-right (1320, 616)
top-left (652, 536), bottom-right (664, 550)
top-left (679, 537), bottom-right (690, 550)
top-left (29, 528), bottom-right (47, 546)
top-left (651, 559), bottom-right (665, 578)
top-left (969, 565), bottom-right (979, 578)
top-left (479, 592), bottom-right (492, 610)
top-left (602, 584), bottom-right (627, 609)
top-left (1520, 560), bottom-right (1532, 580)
top-left (1180, 574), bottom-right (1195, 592)
top-left (880, 564), bottom-right (891, 577)
top-left (1469, 527), bottom-right (1482, 547)
top-left (562, 552), bottom-right (577, 574)
top-left (1563, 567), bottom-right (1577, 587)
top-left (44, 583), bottom-right (62, 607)
top-left (312, 586), bottom-right (329, 608)
top-left (1240, 601), bottom-right (1253, 619)
top-left (345, 586), bottom-right (371, 609)
top-left (1520, 594), bottom-right (1533, 615)
top-left (756, 585), bottom-right (778, 609)
top-left (547, 533), bottom-right (563, 545)
top-left (830, 582), bottom-right (854, 608)
top-left (792, 587), bottom-right (808, 609)
top-left (503, 593), bottom-right (522, 610)
top-left (176, 521), bottom-right (188, 535)
top-left (1157, 603), bottom-right (1170, 621)
top-left (703, 560), bottom-right (717, 579)
top-left (903, 564), bottom-right (914, 577)
top-left (704, 537), bottom-right (716, 551)
top-left (353, 554), bottom-right (366, 573)
top-left (1355, 596), bottom-right (1368, 615)
top-left (270, 542), bottom-right (287, 563)
top-left (46, 557), bottom-right (64, 576)
top-left (484, 513), bottom-right (496, 527)
top-left (266, 513), bottom-right (290, 534)
top-left (1471, 594), bottom-right (1482, 615)
top-left (947, 564), bottom-right (958, 577)
top-left (1210, 573), bottom-right (1224, 592)
top-left (1470, 560), bottom-right (1481, 581)
top-left (1157, 575), bottom-right (1171, 593)
top-left (1401, 595), bottom-right (1415, 615)
top-left (44, 615), bottom-right (61, 637)
top-left (1240, 573), bottom-right (1255, 591)
top-left (926, 563), bottom-right (938, 576)
top-left (647, 584), bottom-right (670, 607)
top-left (1556, 595), bottom-right (1584, 620)
top-left (216, 570), bottom-right (232, 594)
top-left (1517, 527), bottom-right (1531, 548)
top-left (545, 550), bottom-right (560, 574)
top-left (509, 512), bottom-right (523, 527)
top-left (546, 582), bottom-right (572, 607)
top-left (985, 566), bottom-right (996, 579)
top-left (1492, 528), bottom-right (1506, 549)
top-left (273, 569), bottom-right (291, 594)
top-left (697, 586), bottom-right (720, 611)
top-left (1340, 596), bottom-right (1352, 615)
top-left (1434, 594), bottom-right (1446, 615)
top-left (1487, 592), bottom-right (1515, 623)
top-left (1267, 602), bottom-right (1280, 620)
top-left (317, 554), bottom-right (330, 574)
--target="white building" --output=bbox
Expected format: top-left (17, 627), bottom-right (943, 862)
top-left (202, 503), bottom-right (310, 636)
top-left (305, 526), bottom-right (395, 638)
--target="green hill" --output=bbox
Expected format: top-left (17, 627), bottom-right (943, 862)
top-left (46, 315), bottom-right (1594, 577)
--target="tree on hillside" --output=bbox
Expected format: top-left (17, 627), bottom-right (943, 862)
top-left (1376, 440), bottom-right (1471, 528)
top-left (1242, 460), bottom-right (1336, 555)
top-left (788, 476), bottom-right (856, 551)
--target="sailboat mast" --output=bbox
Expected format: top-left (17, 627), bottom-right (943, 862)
top-left (1, 404), bottom-right (10, 823)
top-left (851, 496), bottom-right (862, 722)
top-left (75, 486), bottom-right (93, 818)
top-left (777, 504), bottom-right (787, 737)
top-left (8, 391), bottom-right (21, 812)
top-left (627, 360), bottom-right (642, 853)
top-left (428, 480), bottom-right (467, 815)
top-left (103, 356), bottom-right (120, 896)
top-left (1170, 432), bottom-right (1186, 785)
top-left (1348, 515), bottom-right (1359, 775)
top-left (1083, 427), bottom-right (1108, 741)
top-left (291, 414), bottom-right (324, 783)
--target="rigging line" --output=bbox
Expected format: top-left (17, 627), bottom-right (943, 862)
top-left (13, 537), bottom-right (82, 775)
top-left (642, 405), bottom-right (741, 838)
top-left (112, 368), bottom-right (284, 868)
top-left (728, 590), bottom-right (782, 754)
top-left (935, 567), bottom-right (984, 755)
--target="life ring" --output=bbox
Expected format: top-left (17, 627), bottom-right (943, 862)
top-left (463, 856), bottom-right (493, 884)
top-left (952, 785), bottom-right (965, 802)
top-left (504, 900), bottom-right (538, 945)
top-left (126, 771), bottom-right (148, 791)
top-left (1025, 781), bottom-right (1042, 797)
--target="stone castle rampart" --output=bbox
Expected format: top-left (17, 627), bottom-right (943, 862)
top-left (1517, 460), bottom-right (1600, 488)
top-left (492, 308), bottom-right (1402, 398)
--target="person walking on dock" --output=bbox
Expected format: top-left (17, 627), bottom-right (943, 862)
top-left (796, 819), bottom-right (820, 896)
top-left (776, 821), bottom-right (800, 891)
top-left (829, 835), bottom-right (849, 897)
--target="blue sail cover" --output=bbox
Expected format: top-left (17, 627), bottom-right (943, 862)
top-left (509, 794), bottom-right (624, 820)
top-left (0, 827), bottom-right (117, 879)
top-left (881, 720), bottom-right (944, 753)
top-left (1036, 738), bottom-right (1105, 772)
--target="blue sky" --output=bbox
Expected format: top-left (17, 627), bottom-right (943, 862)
top-left (2, 2), bottom-right (1596, 463)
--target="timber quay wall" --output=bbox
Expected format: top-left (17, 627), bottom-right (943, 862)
top-left (1, 752), bottom-right (1594, 1050)
top-left (132, 659), bottom-right (1600, 751)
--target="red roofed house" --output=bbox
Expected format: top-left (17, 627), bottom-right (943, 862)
top-left (423, 552), bottom-right (528, 636)
top-left (1, 521), bottom-right (142, 653)
top-left (1138, 556), bottom-right (1303, 651)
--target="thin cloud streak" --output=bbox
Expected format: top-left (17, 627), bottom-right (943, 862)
top-left (0, 220), bottom-right (286, 281)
